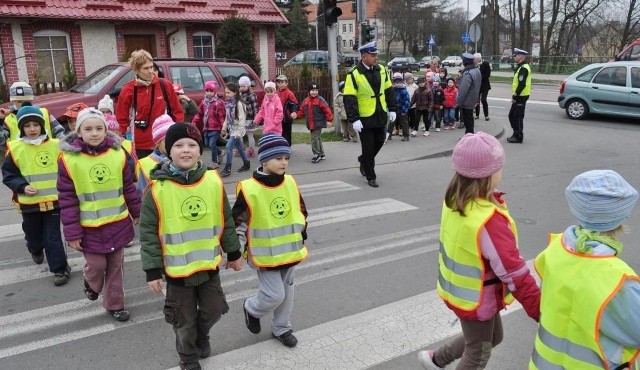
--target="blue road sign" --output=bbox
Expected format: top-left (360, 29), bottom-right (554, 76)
top-left (429, 35), bottom-right (436, 45)
top-left (461, 32), bottom-right (471, 43)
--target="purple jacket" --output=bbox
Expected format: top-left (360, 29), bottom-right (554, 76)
top-left (57, 131), bottom-right (141, 254)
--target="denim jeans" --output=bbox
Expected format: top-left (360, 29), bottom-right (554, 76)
top-left (226, 136), bottom-right (248, 165)
top-left (444, 108), bottom-right (456, 124)
top-left (204, 131), bottom-right (220, 163)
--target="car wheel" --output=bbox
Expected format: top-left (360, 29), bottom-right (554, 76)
top-left (565, 99), bottom-right (589, 120)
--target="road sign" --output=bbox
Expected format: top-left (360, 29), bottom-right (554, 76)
top-left (469, 23), bottom-right (481, 43)
top-left (429, 35), bottom-right (436, 45)
top-left (461, 32), bottom-right (471, 44)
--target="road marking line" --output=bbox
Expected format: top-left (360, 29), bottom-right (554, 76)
top-left (226, 180), bottom-right (359, 204)
top-left (488, 97), bottom-right (557, 106)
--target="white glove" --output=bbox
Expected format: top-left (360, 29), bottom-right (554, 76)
top-left (352, 120), bottom-right (363, 132)
top-left (389, 112), bottom-right (397, 123)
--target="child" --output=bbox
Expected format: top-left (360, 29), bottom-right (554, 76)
top-left (100, 95), bottom-right (135, 157)
top-left (405, 74), bottom-right (419, 136)
top-left (220, 82), bottom-right (250, 177)
top-left (61, 102), bottom-right (89, 133)
top-left (140, 123), bottom-right (242, 370)
top-left (233, 134), bottom-right (308, 348)
top-left (275, 74), bottom-right (298, 146)
top-left (253, 81), bottom-right (283, 136)
top-left (443, 78), bottom-right (458, 130)
top-left (135, 114), bottom-right (175, 194)
top-left (174, 84), bottom-right (199, 124)
top-left (57, 107), bottom-right (141, 322)
top-left (192, 81), bottom-right (225, 166)
top-left (410, 77), bottom-right (433, 137)
top-left (418, 132), bottom-right (540, 370)
top-left (530, 170), bottom-right (640, 370)
top-left (391, 73), bottom-right (410, 142)
top-left (334, 81), bottom-right (357, 143)
top-left (239, 76), bottom-right (259, 158)
top-left (2, 106), bottom-right (71, 286)
top-left (291, 83), bottom-right (333, 163)
top-left (431, 80), bottom-right (445, 132)
top-left (424, 71), bottom-right (437, 134)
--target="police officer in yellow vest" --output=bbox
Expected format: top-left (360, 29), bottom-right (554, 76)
top-left (507, 48), bottom-right (531, 144)
top-left (140, 123), bottom-right (242, 370)
top-left (531, 170), bottom-right (640, 370)
top-left (1, 105), bottom-right (71, 286)
top-left (343, 41), bottom-right (398, 188)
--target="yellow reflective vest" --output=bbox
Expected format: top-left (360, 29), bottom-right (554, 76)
top-left (343, 64), bottom-right (391, 118)
top-left (236, 175), bottom-right (308, 268)
top-left (150, 171), bottom-right (223, 278)
top-left (121, 139), bottom-right (134, 156)
top-left (7, 138), bottom-right (59, 206)
top-left (530, 233), bottom-right (640, 370)
top-left (60, 148), bottom-right (129, 227)
top-left (136, 155), bottom-right (159, 183)
top-left (512, 63), bottom-right (532, 97)
top-left (438, 198), bottom-right (516, 311)
top-left (5, 108), bottom-right (53, 141)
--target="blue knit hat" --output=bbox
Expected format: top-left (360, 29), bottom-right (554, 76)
top-left (258, 134), bottom-right (290, 164)
top-left (16, 105), bottom-right (45, 137)
top-left (565, 170), bottom-right (639, 232)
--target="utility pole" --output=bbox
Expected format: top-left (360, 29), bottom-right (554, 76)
top-left (357, 0), bottom-right (367, 48)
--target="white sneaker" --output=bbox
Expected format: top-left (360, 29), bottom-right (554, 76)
top-left (411, 130), bottom-right (417, 137)
top-left (417, 350), bottom-right (443, 369)
top-left (435, 128), bottom-right (441, 132)
top-left (423, 131), bottom-right (430, 137)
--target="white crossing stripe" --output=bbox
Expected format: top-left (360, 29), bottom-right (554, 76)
top-left (488, 96), bottom-right (558, 106)
top-left (226, 180), bottom-right (360, 204)
top-left (0, 223), bottom-right (23, 243)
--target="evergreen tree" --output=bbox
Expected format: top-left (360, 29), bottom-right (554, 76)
top-left (217, 15), bottom-right (262, 77)
top-left (276, 0), bottom-right (313, 50)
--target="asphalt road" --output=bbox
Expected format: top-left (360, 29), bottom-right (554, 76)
top-left (1, 82), bottom-right (639, 370)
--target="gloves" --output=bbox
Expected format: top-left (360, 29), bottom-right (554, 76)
top-left (352, 120), bottom-right (363, 132)
top-left (389, 112), bottom-right (397, 123)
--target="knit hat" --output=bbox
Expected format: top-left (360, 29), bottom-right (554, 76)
top-left (76, 107), bottom-right (107, 132)
top-left (309, 82), bottom-right (319, 91)
top-left (98, 95), bottom-right (114, 114)
top-left (204, 80), bottom-right (218, 92)
top-left (16, 105), bottom-right (45, 137)
top-left (417, 77), bottom-right (426, 83)
top-left (264, 81), bottom-right (276, 91)
top-left (62, 102), bottom-right (89, 120)
top-left (173, 83), bottom-right (184, 94)
top-left (452, 132), bottom-right (505, 179)
top-left (9, 82), bottom-right (34, 102)
top-left (152, 114), bottom-right (175, 144)
top-left (565, 170), bottom-right (639, 232)
top-left (238, 76), bottom-right (251, 87)
top-left (392, 72), bottom-right (403, 81)
top-left (164, 123), bottom-right (203, 158)
top-left (105, 116), bottom-right (119, 132)
top-left (258, 134), bottom-right (291, 164)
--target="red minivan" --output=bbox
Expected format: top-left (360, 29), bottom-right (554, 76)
top-left (615, 38), bottom-right (640, 61)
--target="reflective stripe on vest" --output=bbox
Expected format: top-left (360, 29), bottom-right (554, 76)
top-left (343, 65), bottom-right (390, 118)
top-left (151, 170), bottom-right (224, 278)
top-left (5, 108), bottom-right (53, 141)
top-left (438, 198), bottom-right (517, 311)
top-left (61, 148), bottom-right (129, 227)
top-left (530, 233), bottom-right (640, 370)
top-left (236, 175), bottom-right (308, 268)
top-left (512, 63), bottom-right (532, 96)
top-left (7, 139), bottom-right (60, 205)
top-left (135, 155), bottom-right (159, 183)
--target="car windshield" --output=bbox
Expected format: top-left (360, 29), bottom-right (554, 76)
top-left (217, 66), bottom-right (251, 85)
top-left (393, 58), bottom-right (408, 62)
top-left (70, 65), bottom-right (129, 94)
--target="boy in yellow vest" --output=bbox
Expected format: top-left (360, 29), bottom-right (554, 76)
top-left (530, 170), bottom-right (640, 370)
top-left (139, 123), bottom-right (243, 370)
top-left (233, 134), bottom-right (309, 348)
top-left (2, 105), bottom-right (70, 285)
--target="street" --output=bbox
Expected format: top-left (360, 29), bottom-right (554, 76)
top-left (1, 81), bottom-right (640, 370)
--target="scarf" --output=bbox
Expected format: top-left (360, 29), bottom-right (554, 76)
top-left (574, 226), bottom-right (623, 256)
top-left (135, 76), bottom-right (153, 87)
top-left (203, 96), bottom-right (217, 129)
top-left (22, 134), bottom-right (47, 146)
top-left (169, 161), bottom-right (201, 182)
top-left (225, 97), bottom-right (236, 124)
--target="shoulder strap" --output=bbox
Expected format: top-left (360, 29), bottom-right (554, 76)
top-left (158, 78), bottom-right (174, 120)
top-left (348, 71), bottom-right (358, 90)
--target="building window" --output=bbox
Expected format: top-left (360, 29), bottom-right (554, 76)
top-left (342, 24), bottom-right (346, 33)
top-left (342, 40), bottom-right (346, 47)
top-left (33, 30), bottom-right (71, 84)
top-left (193, 32), bottom-right (214, 59)
top-left (349, 24), bottom-right (353, 33)
top-left (349, 40), bottom-right (353, 47)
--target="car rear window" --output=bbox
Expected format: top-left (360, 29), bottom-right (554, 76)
top-left (71, 65), bottom-right (129, 94)
top-left (575, 67), bottom-right (602, 82)
top-left (216, 66), bottom-right (253, 85)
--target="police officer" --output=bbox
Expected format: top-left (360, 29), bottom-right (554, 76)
top-left (507, 48), bottom-right (531, 143)
top-left (343, 41), bottom-right (398, 188)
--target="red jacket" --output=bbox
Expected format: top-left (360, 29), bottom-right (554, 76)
top-left (443, 86), bottom-right (458, 108)
top-left (116, 76), bottom-right (184, 151)
top-left (276, 87), bottom-right (299, 123)
top-left (295, 95), bottom-right (333, 130)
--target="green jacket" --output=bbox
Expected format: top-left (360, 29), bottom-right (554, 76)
top-left (140, 161), bottom-right (241, 287)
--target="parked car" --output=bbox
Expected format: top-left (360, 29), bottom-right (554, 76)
top-left (283, 50), bottom-right (342, 69)
top-left (558, 61), bottom-right (640, 120)
top-left (442, 56), bottom-right (463, 67)
top-left (387, 56), bottom-right (420, 73)
top-left (6, 58), bottom-right (264, 125)
top-left (615, 37), bottom-right (640, 61)
top-left (419, 56), bottom-right (440, 68)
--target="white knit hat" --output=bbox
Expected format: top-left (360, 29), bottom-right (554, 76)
top-left (98, 95), bottom-right (114, 114)
top-left (76, 107), bottom-right (107, 132)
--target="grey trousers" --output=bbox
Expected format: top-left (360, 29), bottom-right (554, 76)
top-left (310, 129), bottom-right (324, 155)
top-left (245, 266), bottom-right (295, 336)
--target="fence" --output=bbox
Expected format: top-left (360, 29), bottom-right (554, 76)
top-left (274, 64), bottom-right (350, 108)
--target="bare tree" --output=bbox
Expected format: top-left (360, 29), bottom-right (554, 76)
top-left (618, 0), bottom-right (640, 51)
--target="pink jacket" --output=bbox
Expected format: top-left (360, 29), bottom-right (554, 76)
top-left (254, 94), bottom-right (283, 135)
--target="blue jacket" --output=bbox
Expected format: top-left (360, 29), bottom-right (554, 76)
top-left (393, 85), bottom-right (410, 114)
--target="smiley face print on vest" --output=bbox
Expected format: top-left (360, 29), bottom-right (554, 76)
top-left (89, 164), bottom-right (111, 184)
top-left (181, 196), bottom-right (207, 221)
top-left (270, 197), bottom-right (291, 219)
top-left (34, 151), bottom-right (54, 168)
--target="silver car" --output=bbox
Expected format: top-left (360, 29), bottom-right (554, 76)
top-left (558, 61), bottom-right (640, 120)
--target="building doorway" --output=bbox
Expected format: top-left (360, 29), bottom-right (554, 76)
top-left (123, 35), bottom-right (157, 59)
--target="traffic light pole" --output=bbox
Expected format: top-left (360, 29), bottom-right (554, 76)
top-left (327, 23), bottom-right (340, 135)
top-left (356, 0), bottom-right (367, 47)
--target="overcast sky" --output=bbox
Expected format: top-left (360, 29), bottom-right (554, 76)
top-left (455, 0), bottom-right (483, 19)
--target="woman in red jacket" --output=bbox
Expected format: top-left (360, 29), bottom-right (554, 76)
top-left (116, 50), bottom-right (184, 159)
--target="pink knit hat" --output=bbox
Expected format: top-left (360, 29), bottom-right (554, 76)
top-left (152, 114), bottom-right (175, 144)
top-left (452, 132), bottom-right (505, 179)
top-left (204, 80), bottom-right (218, 92)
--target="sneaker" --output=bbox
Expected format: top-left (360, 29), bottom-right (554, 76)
top-left (311, 155), bottom-right (321, 163)
top-left (31, 250), bottom-right (44, 265)
top-left (273, 330), bottom-right (298, 348)
top-left (343, 137), bottom-right (350, 142)
top-left (109, 309), bottom-right (130, 322)
top-left (417, 350), bottom-right (443, 369)
top-left (237, 161), bottom-right (251, 172)
top-left (196, 336), bottom-right (211, 359)
top-left (84, 279), bottom-right (99, 300)
top-left (435, 128), bottom-right (441, 132)
top-left (319, 154), bottom-right (326, 161)
top-left (243, 299), bottom-right (261, 334)
top-left (474, 115), bottom-right (480, 119)
top-left (392, 129), bottom-right (398, 136)
top-left (423, 131), bottom-right (430, 137)
top-left (485, 117), bottom-right (490, 121)
top-left (179, 360), bottom-right (202, 370)
top-left (411, 130), bottom-right (417, 137)
top-left (401, 137), bottom-right (409, 142)
top-left (53, 266), bottom-right (71, 286)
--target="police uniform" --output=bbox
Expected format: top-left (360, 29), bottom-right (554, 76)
top-left (508, 48), bottom-right (531, 143)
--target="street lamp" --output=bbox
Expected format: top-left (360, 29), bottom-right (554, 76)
top-left (309, 22), bottom-right (319, 50)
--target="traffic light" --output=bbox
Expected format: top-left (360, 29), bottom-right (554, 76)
top-left (352, 0), bottom-right (356, 13)
top-left (323, 0), bottom-right (342, 26)
top-left (361, 24), bottom-right (377, 43)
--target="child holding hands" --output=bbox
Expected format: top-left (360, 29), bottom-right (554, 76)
top-left (291, 83), bottom-right (333, 163)
top-left (220, 82), bottom-right (250, 177)
top-left (192, 80), bottom-right (225, 166)
top-left (253, 81), bottom-right (283, 136)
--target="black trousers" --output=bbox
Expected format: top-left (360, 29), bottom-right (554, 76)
top-left (281, 120), bottom-right (292, 146)
top-left (475, 89), bottom-right (489, 118)
top-left (408, 108), bottom-right (417, 131)
top-left (508, 98), bottom-right (528, 139)
top-left (461, 108), bottom-right (475, 134)
top-left (358, 126), bottom-right (386, 181)
top-left (22, 211), bottom-right (68, 274)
